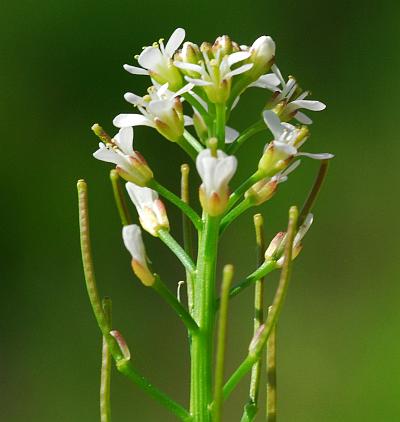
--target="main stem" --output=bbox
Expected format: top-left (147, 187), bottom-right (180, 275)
top-left (191, 215), bottom-right (220, 421)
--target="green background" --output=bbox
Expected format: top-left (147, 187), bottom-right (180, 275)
top-left (1, 0), bottom-right (399, 420)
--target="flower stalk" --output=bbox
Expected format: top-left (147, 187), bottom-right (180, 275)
top-left (81, 27), bottom-right (332, 421)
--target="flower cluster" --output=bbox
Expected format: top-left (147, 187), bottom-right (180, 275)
top-left (91, 27), bottom-right (333, 280)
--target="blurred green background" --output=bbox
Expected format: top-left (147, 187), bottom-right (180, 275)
top-left (1, 0), bottom-right (399, 420)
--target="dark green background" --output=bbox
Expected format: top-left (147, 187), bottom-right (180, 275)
top-left (1, 0), bottom-right (399, 420)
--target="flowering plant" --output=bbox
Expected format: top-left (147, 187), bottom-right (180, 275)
top-left (78, 27), bottom-right (333, 422)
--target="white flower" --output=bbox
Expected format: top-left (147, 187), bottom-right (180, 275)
top-left (174, 50), bottom-right (253, 103)
top-left (122, 224), bottom-right (155, 286)
top-left (196, 149), bottom-right (237, 216)
top-left (123, 28), bottom-right (186, 91)
top-left (125, 183), bottom-right (169, 236)
top-left (263, 110), bottom-right (334, 161)
top-left (93, 127), bottom-right (153, 186)
top-left (249, 72), bottom-right (281, 91)
top-left (113, 83), bottom-right (194, 142)
top-left (268, 65), bottom-right (326, 124)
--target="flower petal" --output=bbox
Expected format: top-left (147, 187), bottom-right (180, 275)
top-left (114, 127), bottom-right (134, 155)
top-left (295, 111), bottom-right (313, 124)
top-left (224, 63), bottom-right (254, 79)
top-left (165, 28), bottom-right (185, 57)
top-left (123, 64), bottom-right (149, 75)
top-left (227, 51), bottom-right (251, 66)
top-left (124, 92), bottom-right (146, 106)
top-left (113, 114), bottom-right (154, 128)
top-left (250, 73), bottom-right (281, 90)
top-left (290, 100), bottom-right (326, 111)
top-left (297, 152), bottom-right (334, 160)
top-left (225, 126), bottom-right (239, 143)
top-left (263, 110), bottom-right (285, 139)
top-left (174, 61), bottom-right (203, 74)
top-left (184, 76), bottom-right (213, 86)
top-left (138, 47), bottom-right (164, 71)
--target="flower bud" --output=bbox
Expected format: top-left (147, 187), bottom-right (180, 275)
top-left (247, 36), bottom-right (275, 81)
top-left (126, 183), bottom-right (169, 236)
top-left (264, 232), bottom-right (286, 261)
top-left (196, 149), bottom-right (237, 216)
top-left (193, 110), bottom-right (208, 142)
top-left (122, 225), bottom-right (155, 286)
top-left (245, 178), bottom-right (278, 205)
top-left (212, 35), bottom-right (233, 56)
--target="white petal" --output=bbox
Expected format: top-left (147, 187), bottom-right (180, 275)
top-left (214, 156), bottom-right (238, 191)
top-left (249, 73), bottom-right (281, 90)
top-left (122, 224), bottom-right (146, 264)
top-left (297, 152), bottom-right (334, 160)
top-left (273, 141), bottom-right (297, 156)
top-left (174, 82), bottom-right (195, 97)
top-left (138, 47), bottom-right (164, 71)
top-left (188, 91), bottom-right (209, 111)
top-left (93, 144), bottom-right (119, 165)
top-left (184, 76), bottom-right (213, 86)
top-left (123, 64), bottom-right (149, 75)
top-left (183, 115), bottom-right (193, 126)
top-left (113, 114), bottom-right (154, 128)
top-left (157, 83), bottom-right (170, 97)
top-left (224, 63), bottom-right (254, 79)
top-left (174, 61), bottom-right (203, 74)
top-left (124, 92), bottom-right (145, 106)
top-left (271, 64), bottom-right (285, 85)
top-left (230, 96), bottom-right (240, 110)
top-left (165, 28), bottom-right (185, 57)
top-left (225, 126), bottom-right (239, 143)
top-left (263, 110), bottom-right (285, 139)
top-left (115, 127), bottom-right (134, 155)
top-left (147, 99), bottom-right (172, 117)
top-left (290, 100), bottom-right (326, 111)
top-left (295, 111), bottom-right (313, 124)
top-left (227, 51), bottom-right (251, 66)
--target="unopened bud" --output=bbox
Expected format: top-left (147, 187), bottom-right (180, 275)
top-left (193, 110), bottom-right (208, 142)
top-left (245, 178), bottom-right (278, 205)
top-left (212, 35), bottom-right (233, 56)
top-left (247, 36), bottom-right (276, 81)
top-left (265, 232), bottom-right (286, 261)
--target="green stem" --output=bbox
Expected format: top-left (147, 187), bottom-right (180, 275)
top-left (181, 164), bottom-right (196, 313)
top-left (241, 215), bottom-right (266, 422)
top-left (110, 170), bottom-right (131, 226)
top-left (152, 276), bottom-right (199, 333)
top-left (228, 120), bottom-right (265, 155)
top-left (222, 206), bottom-right (298, 402)
top-left (227, 260), bottom-right (277, 301)
top-left (220, 198), bottom-right (252, 233)
top-left (158, 229), bottom-right (196, 275)
top-left (212, 265), bottom-right (234, 422)
top-left (215, 103), bottom-right (226, 150)
top-left (149, 179), bottom-right (202, 231)
top-left (191, 215), bottom-right (220, 422)
top-left (183, 130), bottom-right (204, 153)
top-left (227, 171), bottom-right (263, 211)
top-left (116, 360), bottom-right (192, 422)
top-left (77, 180), bottom-right (191, 421)
top-left (100, 298), bottom-right (112, 422)
top-left (183, 93), bottom-right (211, 126)
top-left (266, 306), bottom-right (277, 422)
